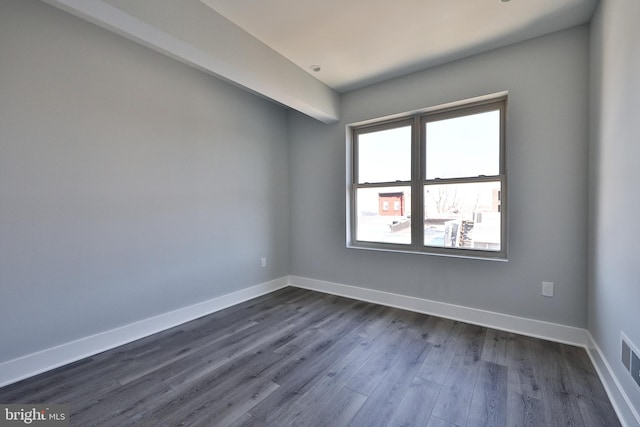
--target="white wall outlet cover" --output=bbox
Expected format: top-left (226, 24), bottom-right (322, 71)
top-left (542, 281), bottom-right (554, 297)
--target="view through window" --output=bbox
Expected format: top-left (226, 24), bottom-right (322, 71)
top-left (349, 96), bottom-right (507, 259)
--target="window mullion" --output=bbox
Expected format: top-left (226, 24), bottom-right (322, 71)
top-left (411, 116), bottom-right (422, 249)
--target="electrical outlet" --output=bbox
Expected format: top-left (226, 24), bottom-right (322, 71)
top-left (542, 281), bottom-right (554, 297)
top-left (261, 257), bottom-right (267, 268)
top-left (632, 351), bottom-right (640, 387)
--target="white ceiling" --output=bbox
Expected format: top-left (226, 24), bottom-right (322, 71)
top-left (200, 0), bottom-right (598, 92)
top-left (42, 0), bottom-right (597, 122)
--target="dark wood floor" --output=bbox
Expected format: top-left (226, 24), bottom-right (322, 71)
top-left (0, 287), bottom-right (620, 426)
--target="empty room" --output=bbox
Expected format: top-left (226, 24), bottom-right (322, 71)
top-left (1, 0), bottom-right (639, 425)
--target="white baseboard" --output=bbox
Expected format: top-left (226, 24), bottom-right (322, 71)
top-left (585, 332), bottom-right (640, 427)
top-left (0, 277), bottom-right (289, 388)
top-left (288, 275), bottom-right (590, 346)
top-left (2, 274), bottom-right (636, 426)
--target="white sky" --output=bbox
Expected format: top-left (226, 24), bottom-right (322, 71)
top-left (358, 126), bottom-right (411, 183)
top-left (358, 110), bottom-right (500, 183)
top-left (426, 110), bottom-right (500, 179)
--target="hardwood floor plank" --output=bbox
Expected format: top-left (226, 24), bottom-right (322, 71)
top-left (386, 376), bottom-right (440, 427)
top-left (506, 391), bottom-right (544, 427)
top-left (268, 306), bottom-right (420, 427)
top-left (481, 329), bottom-right (514, 366)
top-left (133, 317), bottom-right (328, 423)
top-left (149, 377), bottom-right (280, 427)
top-left (507, 335), bottom-right (543, 400)
top-left (248, 303), bottom-right (381, 424)
top-left (112, 343), bottom-right (286, 425)
top-left (426, 415), bottom-right (458, 427)
top-left (355, 305), bottom-right (396, 340)
top-left (269, 315), bottom-right (388, 425)
top-left (119, 342), bottom-right (289, 425)
top-left (561, 345), bottom-right (617, 407)
top-left (541, 387), bottom-right (587, 427)
top-left (345, 309), bottom-right (418, 396)
top-left (466, 361), bottom-right (508, 427)
top-left (0, 287), bottom-right (621, 427)
top-left (72, 318), bottom-right (304, 425)
top-left (227, 413), bottom-right (270, 427)
top-left (226, 413), bottom-right (253, 427)
top-left (276, 385), bottom-right (368, 427)
top-left (114, 320), bottom-right (260, 386)
top-left (430, 324), bottom-right (486, 425)
top-left (0, 358), bottom-right (95, 403)
top-left (349, 314), bottom-right (433, 427)
top-left (312, 387), bottom-right (368, 427)
top-left (574, 394), bottom-right (622, 427)
top-left (417, 319), bottom-right (465, 385)
top-left (8, 290), bottom-right (313, 407)
top-left (530, 340), bottom-right (619, 427)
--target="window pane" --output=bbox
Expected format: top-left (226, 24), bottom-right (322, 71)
top-left (356, 186), bottom-right (411, 245)
top-left (425, 110), bottom-right (500, 179)
top-left (424, 181), bottom-right (501, 251)
top-left (358, 126), bottom-right (411, 183)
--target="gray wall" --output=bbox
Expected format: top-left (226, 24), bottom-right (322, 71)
top-left (0, 0), bottom-right (289, 362)
top-left (290, 26), bottom-right (590, 328)
top-left (589, 0), bottom-right (640, 416)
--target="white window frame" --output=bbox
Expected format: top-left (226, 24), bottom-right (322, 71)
top-left (346, 94), bottom-right (508, 261)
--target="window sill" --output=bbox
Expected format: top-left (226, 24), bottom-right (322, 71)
top-left (346, 242), bottom-right (508, 262)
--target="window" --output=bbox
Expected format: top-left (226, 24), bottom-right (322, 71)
top-left (348, 95), bottom-right (507, 260)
